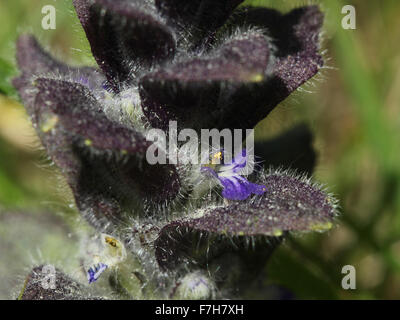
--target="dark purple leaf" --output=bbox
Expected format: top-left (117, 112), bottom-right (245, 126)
top-left (155, 172), bottom-right (337, 269)
top-left (140, 32), bottom-right (271, 130)
top-left (73, 0), bottom-right (176, 91)
top-left (231, 5), bottom-right (325, 125)
top-left (156, 0), bottom-right (244, 44)
top-left (14, 34), bottom-right (105, 102)
top-left (14, 77), bottom-right (180, 230)
top-left (141, 5), bottom-right (324, 132)
top-left (33, 78), bottom-right (149, 153)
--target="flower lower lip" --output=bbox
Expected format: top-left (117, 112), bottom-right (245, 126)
top-left (201, 149), bottom-right (266, 201)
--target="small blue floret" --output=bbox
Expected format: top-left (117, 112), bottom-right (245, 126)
top-left (87, 262), bottom-right (108, 284)
top-left (201, 149), bottom-right (267, 201)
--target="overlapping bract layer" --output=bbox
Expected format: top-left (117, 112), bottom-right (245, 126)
top-left (13, 0), bottom-right (335, 295)
top-left (14, 35), bottom-right (180, 229)
top-left (155, 172), bottom-right (336, 269)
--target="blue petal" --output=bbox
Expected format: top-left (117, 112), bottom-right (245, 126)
top-left (201, 150), bottom-right (266, 200)
top-left (87, 263), bottom-right (108, 284)
top-left (219, 175), bottom-right (266, 200)
top-left (220, 177), bottom-right (249, 200)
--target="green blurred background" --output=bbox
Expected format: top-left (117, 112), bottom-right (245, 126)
top-left (0, 0), bottom-right (399, 299)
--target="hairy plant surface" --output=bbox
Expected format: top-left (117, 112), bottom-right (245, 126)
top-left (13, 0), bottom-right (338, 299)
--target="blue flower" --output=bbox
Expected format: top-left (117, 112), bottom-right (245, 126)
top-left (87, 263), bottom-right (108, 284)
top-left (201, 149), bottom-right (267, 201)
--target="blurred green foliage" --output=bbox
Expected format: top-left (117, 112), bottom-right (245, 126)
top-left (0, 0), bottom-right (399, 299)
top-left (0, 58), bottom-right (16, 96)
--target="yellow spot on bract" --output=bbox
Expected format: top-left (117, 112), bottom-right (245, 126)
top-left (41, 116), bottom-right (58, 133)
top-left (101, 234), bottom-right (127, 266)
top-left (273, 229), bottom-right (283, 237)
top-left (249, 73), bottom-right (264, 83)
top-left (84, 139), bottom-right (92, 146)
top-left (238, 231), bottom-right (245, 236)
top-left (105, 236), bottom-right (119, 248)
top-left (310, 222), bottom-right (333, 232)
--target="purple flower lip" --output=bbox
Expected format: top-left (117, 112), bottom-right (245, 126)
top-left (87, 262), bottom-right (108, 284)
top-left (201, 149), bottom-right (267, 200)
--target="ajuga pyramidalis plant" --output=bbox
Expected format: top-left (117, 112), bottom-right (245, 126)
top-left (13, 0), bottom-right (338, 300)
